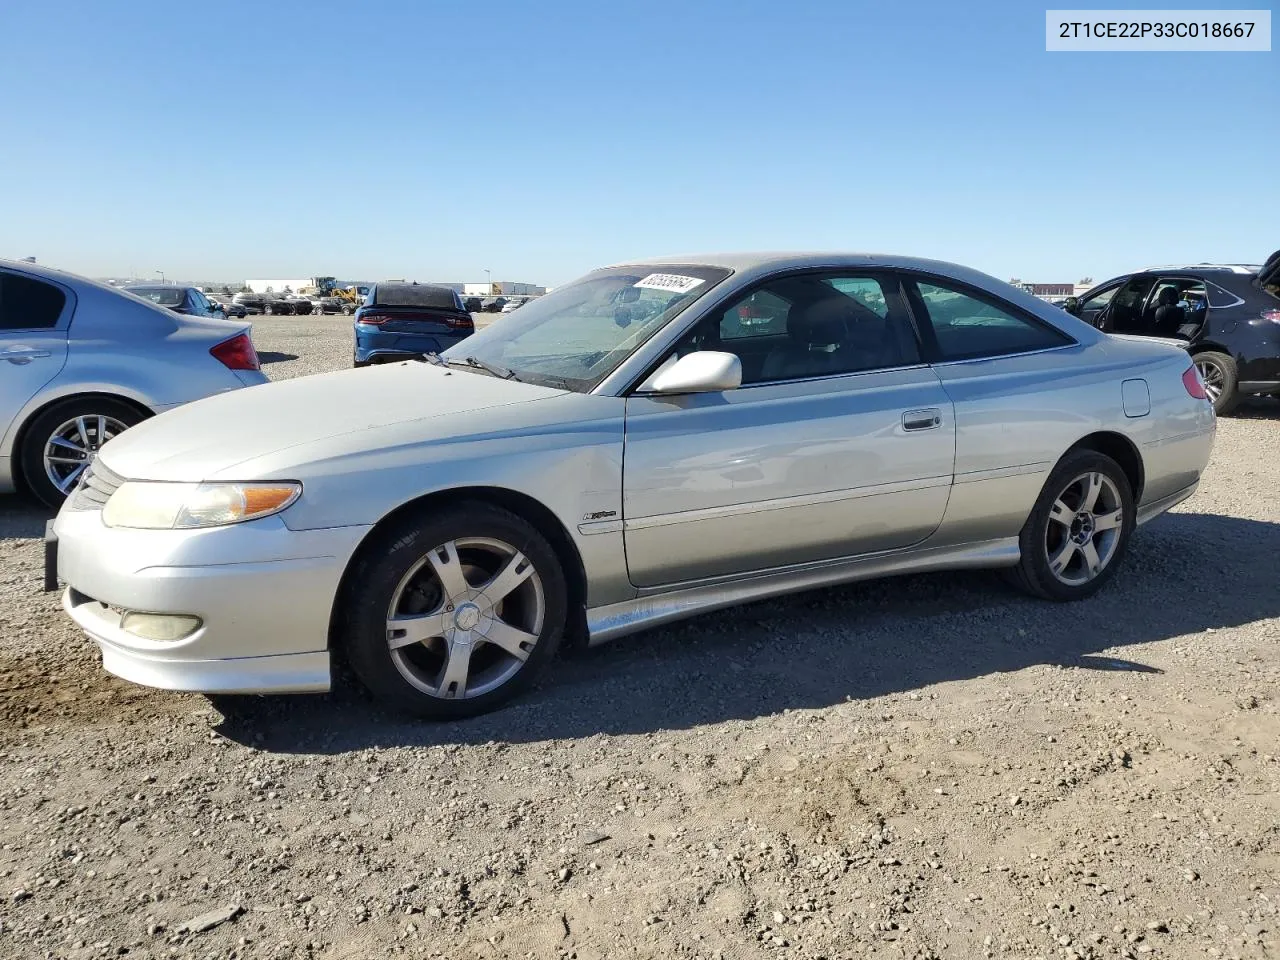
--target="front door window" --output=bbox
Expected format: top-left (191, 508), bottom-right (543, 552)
top-left (1104, 277), bottom-right (1157, 333)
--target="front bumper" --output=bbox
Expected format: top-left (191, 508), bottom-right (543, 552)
top-left (53, 507), bottom-right (371, 694)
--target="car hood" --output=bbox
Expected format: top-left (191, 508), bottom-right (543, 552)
top-left (99, 362), bottom-right (565, 482)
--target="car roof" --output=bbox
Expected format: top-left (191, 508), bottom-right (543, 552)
top-left (611, 251), bottom-right (972, 273)
top-left (0, 257), bottom-right (125, 295)
top-left (602, 251), bottom-right (1054, 306)
top-left (1142, 263), bottom-right (1260, 274)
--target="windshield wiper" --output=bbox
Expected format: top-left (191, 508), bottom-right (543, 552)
top-left (447, 356), bottom-right (521, 381)
top-left (414, 352), bottom-right (448, 366)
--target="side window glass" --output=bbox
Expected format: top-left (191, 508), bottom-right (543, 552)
top-left (825, 277), bottom-right (889, 317)
top-left (1147, 279), bottom-right (1208, 336)
top-left (912, 279), bottom-right (1071, 361)
top-left (1206, 281), bottom-right (1243, 308)
top-left (675, 273), bottom-right (919, 385)
top-left (0, 273), bottom-right (67, 331)
top-left (719, 290), bottom-right (789, 340)
top-left (1106, 277), bottom-right (1156, 332)
top-left (1079, 285), bottom-right (1118, 313)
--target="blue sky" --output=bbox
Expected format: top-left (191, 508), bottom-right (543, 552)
top-left (1, 0), bottom-right (1275, 286)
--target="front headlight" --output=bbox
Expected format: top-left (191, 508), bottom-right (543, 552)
top-left (102, 481), bottom-right (301, 530)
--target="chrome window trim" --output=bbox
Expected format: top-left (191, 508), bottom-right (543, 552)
top-left (927, 342), bottom-right (1083, 369)
top-left (631, 361), bottom-right (936, 396)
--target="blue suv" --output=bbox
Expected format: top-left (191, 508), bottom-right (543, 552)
top-left (353, 282), bottom-right (475, 366)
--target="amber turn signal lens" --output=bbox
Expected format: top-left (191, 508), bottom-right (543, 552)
top-left (242, 485), bottom-right (301, 515)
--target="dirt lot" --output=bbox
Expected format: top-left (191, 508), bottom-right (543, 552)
top-left (2, 315), bottom-right (1278, 960)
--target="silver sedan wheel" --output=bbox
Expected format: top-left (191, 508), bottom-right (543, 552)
top-left (1194, 357), bottom-right (1225, 402)
top-left (43, 415), bottom-right (128, 494)
top-left (385, 537), bottom-right (545, 700)
top-left (1044, 471), bottom-right (1124, 587)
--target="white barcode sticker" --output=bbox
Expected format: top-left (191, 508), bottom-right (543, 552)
top-left (633, 273), bottom-right (705, 294)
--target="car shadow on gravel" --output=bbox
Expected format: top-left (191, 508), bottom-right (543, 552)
top-left (257, 351), bottom-right (300, 364)
top-left (1232, 396), bottom-right (1280, 420)
top-left (0, 495), bottom-right (52, 539)
top-left (211, 511), bottom-right (1280, 752)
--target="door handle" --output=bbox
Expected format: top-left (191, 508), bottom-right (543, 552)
top-left (903, 408), bottom-right (942, 431)
top-left (1, 346), bottom-right (52, 364)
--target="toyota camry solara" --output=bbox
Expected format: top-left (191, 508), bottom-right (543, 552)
top-left (50, 253), bottom-right (1216, 718)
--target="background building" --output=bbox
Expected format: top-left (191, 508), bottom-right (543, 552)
top-left (245, 278), bottom-right (311, 294)
top-left (1009, 278), bottom-right (1096, 301)
top-left (458, 281), bottom-right (546, 297)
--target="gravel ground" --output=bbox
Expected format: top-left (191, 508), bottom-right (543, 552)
top-left (1, 316), bottom-right (1278, 960)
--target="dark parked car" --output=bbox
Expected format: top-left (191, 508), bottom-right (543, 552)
top-left (481, 297), bottom-right (508, 313)
top-left (232, 292), bottom-right (266, 315)
top-left (210, 295), bottom-right (247, 319)
top-left (313, 296), bottom-right (346, 315)
top-left (463, 296), bottom-right (484, 313)
top-left (1064, 252), bottom-right (1280, 414)
top-left (263, 297), bottom-right (295, 316)
top-left (353, 282), bottom-right (475, 366)
top-left (124, 284), bottom-right (224, 318)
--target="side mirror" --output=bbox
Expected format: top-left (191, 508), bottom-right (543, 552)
top-left (1061, 297), bottom-right (1080, 315)
top-left (646, 351), bottom-right (742, 394)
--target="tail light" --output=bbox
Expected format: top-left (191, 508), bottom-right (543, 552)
top-left (445, 314), bottom-right (474, 329)
top-left (211, 333), bottom-right (261, 371)
top-left (1182, 364), bottom-right (1208, 400)
top-left (355, 312), bottom-right (392, 326)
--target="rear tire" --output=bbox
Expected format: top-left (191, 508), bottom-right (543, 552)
top-left (339, 502), bottom-right (567, 719)
top-left (20, 397), bottom-right (146, 508)
top-left (1004, 449), bottom-right (1135, 602)
top-left (1192, 351), bottom-right (1238, 415)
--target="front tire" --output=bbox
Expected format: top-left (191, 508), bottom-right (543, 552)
top-left (339, 502), bottom-right (567, 718)
top-left (1193, 351), bottom-right (1238, 415)
top-left (20, 397), bottom-right (145, 508)
top-left (1005, 449), bottom-right (1135, 602)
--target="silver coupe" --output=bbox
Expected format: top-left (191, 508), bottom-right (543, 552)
top-left (51, 254), bottom-right (1216, 717)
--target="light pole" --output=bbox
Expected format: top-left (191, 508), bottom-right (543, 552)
top-left (156, 270), bottom-right (165, 283)
top-left (484, 268), bottom-right (492, 294)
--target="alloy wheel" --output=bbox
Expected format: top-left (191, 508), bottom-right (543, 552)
top-left (385, 537), bottom-right (546, 699)
top-left (43, 415), bottom-right (128, 494)
top-left (1043, 471), bottom-right (1124, 587)
top-left (1194, 357), bottom-right (1224, 402)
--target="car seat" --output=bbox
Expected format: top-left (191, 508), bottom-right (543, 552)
top-left (1151, 286), bottom-right (1185, 335)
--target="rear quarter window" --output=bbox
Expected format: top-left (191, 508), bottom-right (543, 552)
top-left (1206, 281), bottom-right (1246, 308)
top-left (910, 278), bottom-right (1073, 361)
top-left (0, 273), bottom-right (67, 330)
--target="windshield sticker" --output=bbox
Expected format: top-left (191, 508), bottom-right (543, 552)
top-left (633, 273), bottom-right (705, 294)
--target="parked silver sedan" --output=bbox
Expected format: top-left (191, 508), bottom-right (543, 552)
top-left (51, 254), bottom-right (1216, 718)
top-left (1, 260), bottom-right (268, 507)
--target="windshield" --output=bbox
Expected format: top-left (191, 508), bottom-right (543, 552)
top-left (441, 264), bottom-right (730, 390)
top-left (126, 286), bottom-right (185, 306)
